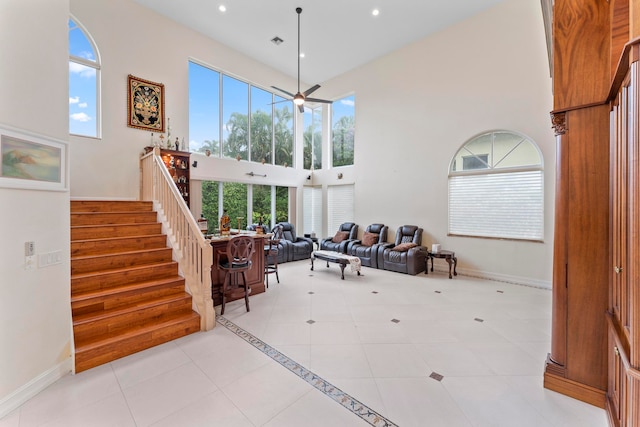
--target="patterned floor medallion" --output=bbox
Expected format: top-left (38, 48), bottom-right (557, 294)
top-left (216, 315), bottom-right (399, 427)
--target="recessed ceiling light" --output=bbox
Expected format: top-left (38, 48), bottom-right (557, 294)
top-left (299, 52), bottom-right (305, 58)
top-left (219, 5), bottom-right (227, 12)
top-left (372, 9), bottom-right (380, 16)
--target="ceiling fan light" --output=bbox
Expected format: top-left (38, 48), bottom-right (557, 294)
top-left (293, 94), bottom-right (305, 105)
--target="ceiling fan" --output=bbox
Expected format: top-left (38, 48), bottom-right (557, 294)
top-left (272, 7), bottom-right (332, 113)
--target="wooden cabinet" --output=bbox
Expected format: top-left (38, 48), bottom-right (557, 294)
top-left (607, 39), bottom-right (640, 427)
top-left (159, 149), bottom-right (191, 207)
top-left (549, 1), bottom-right (640, 422)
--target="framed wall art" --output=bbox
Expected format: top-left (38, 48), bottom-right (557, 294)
top-left (127, 74), bottom-right (165, 132)
top-left (0, 125), bottom-right (68, 191)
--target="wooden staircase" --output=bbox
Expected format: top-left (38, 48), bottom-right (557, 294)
top-left (70, 200), bottom-right (200, 373)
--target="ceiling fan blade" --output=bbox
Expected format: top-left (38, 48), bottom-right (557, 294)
top-left (298, 104), bottom-right (305, 113)
top-left (303, 84), bottom-right (321, 96)
top-left (305, 97), bottom-right (333, 104)
top-left (271, 86), bottom-right (295, 97)
top-left (269, 99), bottom-right (291, 106)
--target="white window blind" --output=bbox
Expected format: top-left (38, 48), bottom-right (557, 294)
top-left (328, 184), bottom-right (354, 233)
top-left (448, 170), bottom-right (543, 240)
top-left (303, 186), bottom-right (322, 235)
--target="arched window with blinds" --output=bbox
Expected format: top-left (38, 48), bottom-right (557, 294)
top-left (448, 130), bottom-right (544, 241)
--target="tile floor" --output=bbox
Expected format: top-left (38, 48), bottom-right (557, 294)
top-left (1, 261), bottom-right (609, 427)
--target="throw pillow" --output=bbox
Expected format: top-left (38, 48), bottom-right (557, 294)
top-left (361, 232), bottom-right (379, 247)
top-left (332, 231), bottom-right (350, 243)
top-left (392, 242), bottom-right (418, 252)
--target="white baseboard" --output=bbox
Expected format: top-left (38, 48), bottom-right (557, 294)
top-left (0, 358), bottom-right (73, 419)
top-left (431, 266), bottom-right (551, 290)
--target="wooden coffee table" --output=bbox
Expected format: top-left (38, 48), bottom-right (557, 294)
top-left (427, 250), bottom-right (458, 279)
top-left (311, 251), bottom-right (361, 280)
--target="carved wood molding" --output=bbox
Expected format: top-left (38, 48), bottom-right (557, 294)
top-left (551, 111), bottom-right (567, 135)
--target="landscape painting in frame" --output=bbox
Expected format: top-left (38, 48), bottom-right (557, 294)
top-left (0, 126), bottom-right (67, 191)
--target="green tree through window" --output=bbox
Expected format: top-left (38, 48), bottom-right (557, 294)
top-left (201, 181), bottom-right (219, 233)
top-left (303, 106), bottom-right (322, 170)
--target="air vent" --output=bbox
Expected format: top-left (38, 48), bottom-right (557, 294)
top-left (271, 36), bottom-right (283, 45)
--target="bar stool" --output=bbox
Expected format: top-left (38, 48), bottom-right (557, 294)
top-left (264, 224), bottom-right (283, 287)
top-left (218, 235), bottom-right (254, 315)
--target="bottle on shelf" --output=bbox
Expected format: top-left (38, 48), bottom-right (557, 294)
top-left (220, 210), bottom-right (230, 236)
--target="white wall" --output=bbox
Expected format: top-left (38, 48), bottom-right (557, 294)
top-left (0, 0), bottom-right (72, 416)
top-left (315, 0), bottom-right (554, 287)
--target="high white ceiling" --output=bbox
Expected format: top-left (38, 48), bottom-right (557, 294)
top-left (133, 0), bottom-right (505, 85)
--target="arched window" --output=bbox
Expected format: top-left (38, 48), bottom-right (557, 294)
top-left (448, 130), bottom-right (543, 241)
top-left (68, 17), bottom-right (100, 138)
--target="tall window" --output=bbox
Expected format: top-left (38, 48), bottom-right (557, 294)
top-left (222, 76), bottom-right (249, 160)
top-left (223, 182), bottom-right (248, 230)
top-left (303, 186), bottom-right (322, 235)
top-left (201, 181), bottom-right (220, 233)
top-left (303, 106), bottom-right (322, 170)
top-left (332, 95), bottom-right (355, 167)
top-left (68, 18), bottom-right (100, 138)
top-left (188, 61), bottom-right (294, 166)
top-left (275, 186), bottom-right (289, 223)
top-left (189, 62), bottom-right (220, 155)
top-left (252, 184), bottom-right (272, 225)
top-left (201, 181), bottom-right (289, 231)
top-left (250, 86), bottom-right (273, 163)
top-left (328, 184), bottom-right (355, 233)
top-left (274, 98), bottom-right (294, 167)
top-left (448, 130), bottom-right (544, 241)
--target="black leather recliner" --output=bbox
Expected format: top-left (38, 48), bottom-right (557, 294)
top-left (277, 222), bottom-right (314, 261)
top-left (320, 222), bottom-right (358, 253)
top-left (378, 225), bottom-right (427, 275)
top-left (347, 223), bottom-right (389, 268)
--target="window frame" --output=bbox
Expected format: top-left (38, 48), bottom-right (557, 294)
top-left (331, 94), bottom-right (355, 168)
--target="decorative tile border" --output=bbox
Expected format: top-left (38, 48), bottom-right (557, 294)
top-left (216, 315), bottom-right (398, 427)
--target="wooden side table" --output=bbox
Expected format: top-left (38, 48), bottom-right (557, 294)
top-left (427, 250), bottom-right (458, 279)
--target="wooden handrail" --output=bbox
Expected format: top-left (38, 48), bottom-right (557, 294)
top-left (140, 147), bottom-right (214, 331)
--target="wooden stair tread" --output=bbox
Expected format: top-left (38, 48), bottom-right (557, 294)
top-left (71, 247), bottom-right (170, 262)
top-left (71, 234), bottom-right (166, 244)
top-left (71, 222), bottom-right (161, 232)
top-left (73, 293), bottom-right (192, 326)
top-left (75, 312), bottom-right (200, 352)
top-left (71, 276), bottom-right (184, 303)
top-left (71, 201), bottom-right (153, 213)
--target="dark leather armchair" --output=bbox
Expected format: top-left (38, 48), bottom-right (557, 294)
top-left (347, 223), bottom-right (389, 268)
top-left (320, 222), bottom-right (358, 253)
top-left (378, 225), bottom-right (427, 275)
top-left (277, 222), bottom-right (314, 261)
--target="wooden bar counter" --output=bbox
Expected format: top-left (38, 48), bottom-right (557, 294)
top-left (208, 232), bottom-right (269, 307)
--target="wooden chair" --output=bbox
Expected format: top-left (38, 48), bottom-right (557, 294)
top-left (264, 224), bottom-right (283, 287)
top-left (218, 235), bottom-right (254, 315)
